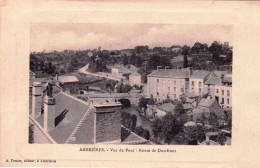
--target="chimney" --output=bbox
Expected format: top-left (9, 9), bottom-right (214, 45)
top-left (94, 103), bottom-right (122, 143)
top-left (32, 82), bottom-right (42, 119)
top-left (43, 83), bottom-right (56, 132)
top-left (165, 66), bottom-right (169, 72)
top-left (221, 73), bottom-right (224, 81)
top-left (187, 67), bottom-right (193, 78)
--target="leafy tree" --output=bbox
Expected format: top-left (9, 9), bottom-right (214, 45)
top-left (152, 117), bottom-right (164, 140)
top-left (138, 97), bottom-right (149, 115)
top-left (123, 54), bottom-right (128, 65)
top-left (183, 55), bottom-right (188, 68)
top-left (209, 41), bottom-right (223, 64)
top-left (208, 112), bottom-right (219, 128)
top-left (174, 132), bottom-right (188, 145)
top-left (181, 45), bottom-right (191, 56)
top-left (217, 132), bottom-right (227, 145)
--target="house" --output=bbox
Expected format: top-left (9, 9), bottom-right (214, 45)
top-left (204, 76), bottom-right (222, 96)
top-left (214, 75), bottom-right (232, 108)
top-left (29, 82), bottom-right (149, 144)
top-left (189, 70), bottom-right (211, 96)
top-left (147, 68), bottom-right (190, 101)
top-left (155, 102), bottom-right (175, 118)
top-left (57, 75), bottom-right (80, 94)
top-left (129, 72), bottom-right (141, 86)
top-left (192, 96), bottom-right (222, 121)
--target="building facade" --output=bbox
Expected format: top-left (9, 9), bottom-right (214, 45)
top-left (147, 69), bottom-right (189, 101)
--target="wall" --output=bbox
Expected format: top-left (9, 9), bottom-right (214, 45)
top-left (95, 107), bottom-right (121, 143)
top-left (215, 85), bottom-right (232, 108)
top-left (147, 76), bottom-right (187, 101)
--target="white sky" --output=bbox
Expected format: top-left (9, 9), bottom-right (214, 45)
top-left (31, 23), bottom-right (232, 52)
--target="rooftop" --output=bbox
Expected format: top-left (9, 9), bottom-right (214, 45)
top-left (36, 92), bottom-right (91, 143)
top-left (58, 75), bottom-right (79, 83)
top-left (205, 76), bottom-right (222, 85)
top-left (157, 102), bottom-right (175, 113)
top-left (198, 96), bottom-right (217, 108)
top-left (121, 126), bottom-right (149, 144)
top-left (148, 69), bottom-right (189, 78)
top-left (190, 70), bottom-right (210, 79)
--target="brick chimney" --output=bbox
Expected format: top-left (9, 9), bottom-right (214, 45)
top-left (43, 83), bottom-right (56, 132)
top-left (94, 103), bottom-right (122, 143)
top-left (32, 82), bottom-right (42, 119)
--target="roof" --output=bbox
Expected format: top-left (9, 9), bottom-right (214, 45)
top-left (183, 103), bottom-right (193, 110)
top-left (190, 70), bottom-right (210, 79)
top-left (198, 96), bottom-right (216, 108)
top-left (148, 69), bottom-right (189, 78)
top-left (186, 97), bottom-right (196, 103)
top-left (185, 92), bottom-right (198, 98)
top-left (36, 92), bottom-right (91, 143)
top-left (157, 103), bottom-right (175, 113)
top-left (205, 76), bottom-right (222, 85)
top-left (213, 71), bottom-right (228, 77)
top-left (30, 70), bottom-right (36, 75)
top-left (225, 137), bottom-right (231, 145)
top-left (193, 107), bottom-right (210, 114)
top-left (58, 75), bottom-right (79, 83)
top-left (29, 78), bottom-right (48, 87)
top-left (121, 125), bottom-right (149, 144)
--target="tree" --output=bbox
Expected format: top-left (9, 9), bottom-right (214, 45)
top-left (183, 55), bottom-right (188, 68)
top-left (209, 41), bottom-right (223, 64)
top-left (174, 132), bottom-right (188, 145)
top-left (208, 112), bottom-right (219, 128)
top-left (123, 55), bottom-right (128, 65)
top-left (138, 97), bottom-right (149, 115)
top-left (181, 45), bottom-right (191, 56)
top-left (152, 117), bottom-right (164, 140)
top-left (217, 132), bottom-right (227, 145)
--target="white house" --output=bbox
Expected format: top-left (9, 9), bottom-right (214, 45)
top-left (129, 72), bottom-right (141, 86)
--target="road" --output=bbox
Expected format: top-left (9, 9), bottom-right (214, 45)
top-left (78, 64), bottom-right (122, 81)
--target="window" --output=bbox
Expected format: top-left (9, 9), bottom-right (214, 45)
top-left (199, 88), bottom-right (202, 94)
top-left (227, 98), bottom-right (230, 104)
top-left (174, 94), bottom-right (176, 99)
top-left (157, 79), bottom-right (159, 84)
top-left (192, 88), bottom-right (194, 92)
top-left (181, 88), bottom-right (184, 93)
top-left (227, 90), bottom-right (230, 96)
top-left (199, 82), bottom-right (202, 87)
top-left (221, 98), bottom-right (224, 104)
top-left (216, 89), bottom-right (219, 94)
top-left (174, 87), bottom-right (176, 91)
top-left (157, 92), bottom-right (159, 96)
top-left (174, 81), bottom-right (176, 85)
top-left (168, 87), bottom-right (170, 91)
top-left (222, 90), bottom-right (224, 96)
top-left (191, 81), bottom-right (194, 86)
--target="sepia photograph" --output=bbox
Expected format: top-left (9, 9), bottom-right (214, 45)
top-left (29, 23), bottom-right (233, 145)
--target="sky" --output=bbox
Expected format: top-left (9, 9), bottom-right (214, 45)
top-left (30, 23), bottom-right (232, 52)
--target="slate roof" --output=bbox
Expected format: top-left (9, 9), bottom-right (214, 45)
top-left (36, 92), bottom-right (91, 143)
top-left (157, 103), bottom-right (175, 113)
top-left (185, 97), bottom-right (196, 103)
top-left (58, 75), bottom-right (79, 83)
top-left (190, 70), bottom-right (210, 79)
top-left (121, 125), bottom-right (149, 144)
top-left (198, 97), bottom-right (216, 108)
top-left (213, 71), bottom-right (228, 77)
top-left (183, 103), bottom-right (193, 110)
top-left (205, 76), bottom-right (222, 85)
top-left (148, 69), bottom-right (189, 78)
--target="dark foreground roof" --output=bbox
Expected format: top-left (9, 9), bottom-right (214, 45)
top-left (36, 92), bottom-right (91, 143)
top-left (121, 125), bottom-right (150, 144)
